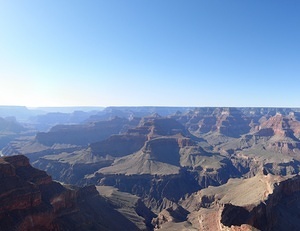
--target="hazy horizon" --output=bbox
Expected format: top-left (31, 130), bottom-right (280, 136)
top-left (1, 1), bottom-right (299, 108)
top-left (2, 105), bottom-right (300, 110)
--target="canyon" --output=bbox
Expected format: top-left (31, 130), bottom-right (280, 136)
top-left (2, 106), bottom-right (300, 230)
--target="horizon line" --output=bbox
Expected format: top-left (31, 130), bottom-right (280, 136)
top-left (1, 105), bottom-right (300, 109)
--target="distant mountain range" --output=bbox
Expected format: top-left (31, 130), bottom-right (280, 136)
top-left (0, 105), bottom-right (104, 122)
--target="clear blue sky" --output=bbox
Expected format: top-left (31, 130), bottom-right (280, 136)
top-left (0, 0), bottom-right (299, 107)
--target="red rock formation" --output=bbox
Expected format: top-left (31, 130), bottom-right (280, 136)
top-left (0, 155), bottom-right (141, 231)
top-left (175, 173), bottom-right (300, 231)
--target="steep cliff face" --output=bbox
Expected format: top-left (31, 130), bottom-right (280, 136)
top-left (167, 173), bottom-right (300, 231)
top-left (0, 158), bottom-right (42, 217)
top-left (218, 174), bottom-right (300, 231)
top-left (90, 134), bottom-right (147, 157)
top-left (0, 155), bottom-right (146, 231)
top-left (180, 108), bottom-right (251, 138)
top-left (253, 113), bottom-right (300, 155)
top-left (0, 155), bottom-right (67, 231)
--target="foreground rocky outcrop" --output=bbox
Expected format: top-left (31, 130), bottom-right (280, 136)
top-left (0, 155), bottom-right (149, 231)
top-left (154, 172), bottom-right (300, 231)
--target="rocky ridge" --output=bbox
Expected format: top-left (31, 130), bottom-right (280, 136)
top-left (0, 155), bottom-right (147, 231)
